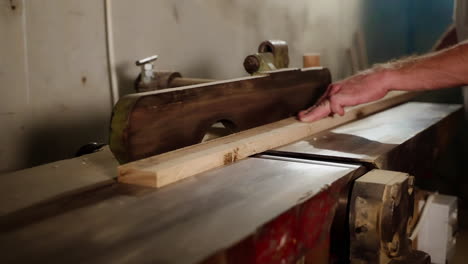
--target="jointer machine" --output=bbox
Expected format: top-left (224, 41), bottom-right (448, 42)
top-left (0, 40), bottom-right (462, 264)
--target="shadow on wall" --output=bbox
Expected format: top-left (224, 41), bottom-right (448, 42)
top-left (23, 116), bottom-right (109, 168)
top-left (116, 62), bottom-right (136, 97)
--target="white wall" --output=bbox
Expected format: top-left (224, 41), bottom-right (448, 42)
top-left (0, 0), bottom-right (367, 172)
top-left (112, 0), bottom-right (366, 95)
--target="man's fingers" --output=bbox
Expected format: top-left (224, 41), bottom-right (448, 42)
top-left (298, 83), bottom-right (348, 122)
top-left (329, 84), bottom-right (341, 95)
top-left (329, 96), bottom-right (345, 116)
top-left (298, 100), bottom-right (332, 122)
top-left (316, 83), bottom-right (337, 105)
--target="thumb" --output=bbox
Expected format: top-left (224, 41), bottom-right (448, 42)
top-left (298, 100), bottom-right (332, 122)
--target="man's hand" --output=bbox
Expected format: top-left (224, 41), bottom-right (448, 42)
top-left (298, 69), bottom-right (392, 122)
top-left (299, 41), bottom-right (468, 123)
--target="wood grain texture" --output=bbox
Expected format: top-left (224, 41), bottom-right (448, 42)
top-left (1, 157), bottom-right (365, 264)
top-left (110, 67), bottom-right (331, 163)
top-left (118, 91), bottom-right (418, 188)
top-left (0, 147), bottom-right (118, 217)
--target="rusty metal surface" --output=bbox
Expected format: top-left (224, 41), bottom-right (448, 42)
top-left (244, 40), bottom-right (289, 74)
top-left (258, 40), bottom-right (290, 69)
top-left (203, 180), bottom-right (350, 264)
top-left (0, 156), bottom-right (364, 264)
top-left (350, 170), bottom-right (412, 263)
top-left (349, 170), bottom-right (430, 264)
top-left (269, 102), bottom-right (463, 177)
top-left (135, 71), bottom-right (182, 92)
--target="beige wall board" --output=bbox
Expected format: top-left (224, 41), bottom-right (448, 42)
top-left (0, 0), bottom-right (30, 172)
top-left (0, 0), bottom-right (29, 112)
top-left (0, 112), bottom-right (30, 172)
top-left (25, 0), bottom-right (111, 112)
top-left (22, 0), bottom-right (112, 166)
top-left (111, 0), bottom-right (367, 96)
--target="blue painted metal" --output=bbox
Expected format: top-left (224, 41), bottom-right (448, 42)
top-left (362, 0), bottom-right (454, 64)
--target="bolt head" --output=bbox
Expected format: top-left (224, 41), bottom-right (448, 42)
top-left (143, 64), bottom-right (153, 71)
top-left (244, 55), bottom-right (260, 74)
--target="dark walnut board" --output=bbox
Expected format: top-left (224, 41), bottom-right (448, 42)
top-left (110, 67), bottom-right (331, 163)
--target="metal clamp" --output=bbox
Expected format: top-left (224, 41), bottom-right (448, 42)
top-left (349, 170), bottom-right (430, 264)
top-left (243, 40), bottom-right (289, 75)
top-left (136, 55), bottom-right (158, 84)
top-left (134, 55), bottom-right (214, 92)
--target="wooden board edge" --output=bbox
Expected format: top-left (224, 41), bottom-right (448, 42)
top-left (109, 96), bottom-right (140, 164)
top-left (118, 91), bottom-right (419, 188)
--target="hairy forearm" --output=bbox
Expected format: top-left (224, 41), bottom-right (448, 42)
top-left (298, 41), bottom-right (468, 122)
top-left (376, 42), bottom-right (468, 92)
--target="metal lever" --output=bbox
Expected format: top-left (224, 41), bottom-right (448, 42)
top-left (136, 55), bottom-right (158, 84)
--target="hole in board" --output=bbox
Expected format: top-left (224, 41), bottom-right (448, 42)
top-left (202, 120), bottom-right (236, 142)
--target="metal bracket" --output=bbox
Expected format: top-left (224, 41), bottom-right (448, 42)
top-left (349, 170), bottom-right (430, 264)
top-left (136, 55), bottom-right (158, 85)
top-left (243, 40), bottom-right (290, 74)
